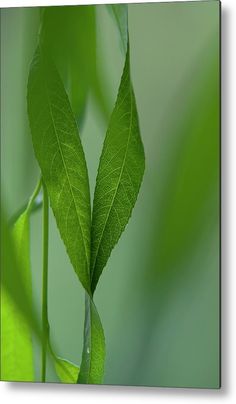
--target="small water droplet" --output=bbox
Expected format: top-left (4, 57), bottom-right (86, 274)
top-left (87, 347), bottom-right (90, 354)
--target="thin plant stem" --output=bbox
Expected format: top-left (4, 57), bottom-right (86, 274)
top-left (41, 179), bottom-right (49, 382)
top-left (9, 177), bottom-right (42, 225)
top-left (26, 177), bottom-right (42, 213)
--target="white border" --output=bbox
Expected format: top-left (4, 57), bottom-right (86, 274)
top-left (0, 0), bottom-right (204, 8)
top-left (1, 0), bottom-right (236, 403)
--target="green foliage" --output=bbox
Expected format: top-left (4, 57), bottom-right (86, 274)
top-left (27, 47), bottom-right (91, 295)
top-left (106, 4), bottom-right (128, 54)
top-left (91, 46), bottom-right (145, 293)
top-left (9, 194), bottom-right (42, 226)
top-left (1, 211), bottom-right (34, 381)
top-left (1, 2), bottom-right (220, 388)
top-left (78, 294), bottom-right (105, 384)
top-left (1, 189), bottom-right (79, 384)
top-left (51, 349), bottom-right (79, 383)
top-left (2, 4), bottom-right (144, 385)
top-left (54, 357), bottom-right (79, 384)
top-left (78, 44), bottom-right (144, 382)
top-left (41, 6), bottom-right (96, 122)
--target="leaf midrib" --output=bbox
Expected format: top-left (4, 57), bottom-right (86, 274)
top-left (91, 81), bottom-right (133, 281)
top-left (43, 66), bottom-right (90, 275)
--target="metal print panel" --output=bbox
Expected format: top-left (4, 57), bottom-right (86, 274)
top-left (0, 0), bottom-right (220, 389)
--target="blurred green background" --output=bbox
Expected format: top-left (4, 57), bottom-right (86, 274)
top-left (1, 1), bottom-right (220, 388)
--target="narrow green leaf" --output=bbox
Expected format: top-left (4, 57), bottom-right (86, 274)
top-left (78, 294), bottom-right (105, 384)
top-left (9, 193), bottom-right (43, 226)
top-left (77, 6), bottom-right (131, 380)
top-left (91, 46), bottom-right (145, 293)
top-left (54, 356), bottom-right (79, 384)
top-left (106, 4), bottom-right (128, 54)
top-left (41, 6), bottom-right (96, 123)
top-left (27, 47), bottom-right (91, 294)
top-left (1, 212), bottom-right (34, 381)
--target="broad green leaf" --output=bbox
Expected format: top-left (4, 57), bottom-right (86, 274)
top-left (91, 46), bottom-right (145, 293)
top-left (78, 294), bottom-right (105, 384)
top-left (27, 47), bottom-right (91, 294)
top-left (1, 211), bottom-right (34, 381)
top-left (54, 356), bottom-right (79, 384)
top-left (106, 4), bottom-right (128, 54)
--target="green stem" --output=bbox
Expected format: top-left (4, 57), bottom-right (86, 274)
top-left (26, 177), bottom-right (42, 213)
top-left (9, 177), bottom-right (42, 225)
top-left (41, 179), bottom-right (49, 382)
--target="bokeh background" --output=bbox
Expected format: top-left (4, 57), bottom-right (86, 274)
top-left (1, 1), bottom-right (220, 388)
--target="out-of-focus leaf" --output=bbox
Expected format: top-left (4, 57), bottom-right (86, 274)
top-left (48, 334), bottom-right (79, 383)
top-left (27, 47), bottom-right (91, 294)
top-left (132, 39), bottom-right (220, 380)
top-left (54, 356), bottom-right (79, 384)
top-left (106, 4), bottom-right (128, 54)
top-left (91, 45), bottom-right (145, 293)
top-left (150, 42), bottom-right (220, 276)
top-left (1, 211), bottom-right (34, 381)
top-left (1, 203), bottom-right (79, 383)
top-left (78, 294), bottom-right (105, 384)
top-left (41, 5), bottom-right (96, 124)
top-left (9, 192), bottom-right (43, 226)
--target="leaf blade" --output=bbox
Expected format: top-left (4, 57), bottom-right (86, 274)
top-left (27, 47), bottom-right (91, 294)
top-left (41, 6), bottom-right (96, 123)
top-left (1, 212), bottom-right (34, 382)
top-left (54, 356), bottom-right (79, 384)
top-left (91, 46), bottom-right (145, 293)
top-left (78, 294), bottom-right (105, 384)
top-left (106, 4), bottom-right (128, 54)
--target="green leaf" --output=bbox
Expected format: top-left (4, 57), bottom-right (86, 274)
top-left (1, 191), bottom-right (42, 339)
top-left (91, 45), bottom-right (145, 293)
top-left (9, 192), bottom-right (43, 226)
top-left (41, 6), bottom-right (96, 123)
top-left (78, 294), bottom-right (105, 384)
top-left (48, 337), bottom-right (79, 383)
top-left (27, 47), bottom-right (91, 294)
top-left (1, 211), bottom-right (34, 381)
top-left (106, 4), bottom-right (128, 54)
top-left (54, 356), bottom-right (79, 384)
